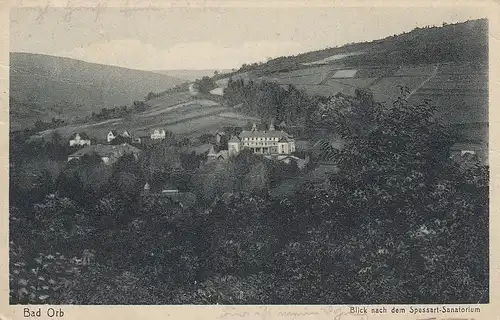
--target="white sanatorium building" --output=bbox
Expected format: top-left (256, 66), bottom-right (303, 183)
top-left (228, 123), bottom-right (295, 157)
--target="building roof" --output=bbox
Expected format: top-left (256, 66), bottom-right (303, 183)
top-left (278, 136), bottom-right (289, 142)
top-left (185, 143), bottom-right (214, 156)
top-left (108, 130), bottom-right (118, 136)
top-left (228, 136), bottom-right (241, 143)
top-left (295, 140), bottom-right (311, 151)
top-left (208, 145), bottom-right (217, 156)
top-left (239, 129), bottom-right (291, 139)
top-left (68, 143), bottom-right (141, 158)
top-left (69, 132), bottom-right (90, 140)
top-left (216, 150), bottom-right (229, 160)
top-left (450, 142), bottom-right (486, 151)
top-left (162, 181), bottom-right (179, 191)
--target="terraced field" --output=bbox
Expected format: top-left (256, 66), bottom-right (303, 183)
top-left (369, 76), bottom-right (432, 102)
top-left (247, 61), bottom-right (487, 127)
top-left (408, 63), bottom-right (488, 124)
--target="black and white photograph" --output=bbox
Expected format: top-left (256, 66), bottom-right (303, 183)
top-left (8, 4), bottom-right (489, 306)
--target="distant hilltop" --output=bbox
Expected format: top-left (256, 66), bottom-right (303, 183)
top-left (219, 18), bottom-right (487, 77)
top-left (9, 52), bottom-right (186, 131)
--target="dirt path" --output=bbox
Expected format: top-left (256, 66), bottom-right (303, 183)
top-left (38, 118), bottom-right (123, 137)
top-left (407, 64), bottom-right (439, 99)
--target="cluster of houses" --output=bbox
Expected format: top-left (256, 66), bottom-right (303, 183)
top-left (66, 121), bottom-right (311, 168)
top-left (69, 128), bottom-right (169, 147)
top-left (66, 128), bottom-right (169, 165)
top-left (106, 129), bottom-right (168, 143)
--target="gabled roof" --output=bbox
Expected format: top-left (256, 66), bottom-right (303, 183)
top-left (68, 143), bottom-right (141, 158)
top-left (228, 136), bottom-right (241, 143)
top-left (278, 136), bottom-right (289, 142)
top-left (239, 130), bottom-right (291, 139)
top-left (208, 145), bottom-right (217, 156)
top-left (216, 150), bottom-right (229, 160)
top-left (450, 142), bottom-right (486, 151)
top-left (69, 132), bottom-right (90, 140)
top-left (162, 181), bottom-right (179, 191)
top-left (186, 143), bottom-right (214, 156)
top-left (108, 130), bottom-right (118, 136)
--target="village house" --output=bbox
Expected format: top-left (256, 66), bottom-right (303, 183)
top-left (265, 154), bottom-right (310, 170)
top-left (207, 145), bottom-right (229, 162)
top-left (215, 131), bottom-right (226, 145)
top-left (68, 132), bottom-right (91, 147)
top-left (151, 129), bottom-right (166, 140)
top-left (185, 143), bottom-right (214, 157)
top-left (450, 142), bottom-right (488, 165)
top-left (107, 130), bottom-right (118, 143)
top-left (67, 143), bottom-right (142, 165)
top-left (122, 130), bottom-right (131, 138)
top-left (227, 122), bottom-right (296, 156)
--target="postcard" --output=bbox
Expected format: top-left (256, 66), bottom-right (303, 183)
top-left (1, 1), bottom-right (498, 319)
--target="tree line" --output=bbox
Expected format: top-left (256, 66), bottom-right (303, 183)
top-left (223, 78), bottom-right (326, 129)
top-left (9, 85), bottom-right (488, 304)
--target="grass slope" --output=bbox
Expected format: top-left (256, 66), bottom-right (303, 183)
top-left (37, 93), bottom-right (257, 142)
top-left (10, 52), bottom-right (186, 130)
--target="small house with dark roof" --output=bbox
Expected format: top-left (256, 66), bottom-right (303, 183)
top-left (67, 143), bottom-right (141, 165)
top-left (450, 142), bottom-right (488, 165)
top-left (69, 132), bottom-right (91, 147)
top-left (161, 181), bottom-right (179, 195)
top-left (207, 145), bottom-right (230, 162)
top-left (110, 134), bottom-right (132, 145)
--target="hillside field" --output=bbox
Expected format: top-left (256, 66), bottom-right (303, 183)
top-left (37, 95), bottom-right (258, 141)
top-left (216, 61), bottom-right (487, 129)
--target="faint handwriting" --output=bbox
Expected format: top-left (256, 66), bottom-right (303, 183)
top-left (217, 306), bottom-right (368, 320)
top-left (416, 318), bottom-right (475, 320)
top-left (35, 2), bottom-right (50, 23)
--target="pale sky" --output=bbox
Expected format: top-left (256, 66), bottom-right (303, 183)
top-left (10, 6), bottom-right (488, 70)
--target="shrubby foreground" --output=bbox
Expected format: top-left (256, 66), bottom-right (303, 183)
top-left (9, 89), bottom-right (488, 304)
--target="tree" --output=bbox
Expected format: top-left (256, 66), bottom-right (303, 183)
top-left (193, 76), bottom-right (217, 94)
